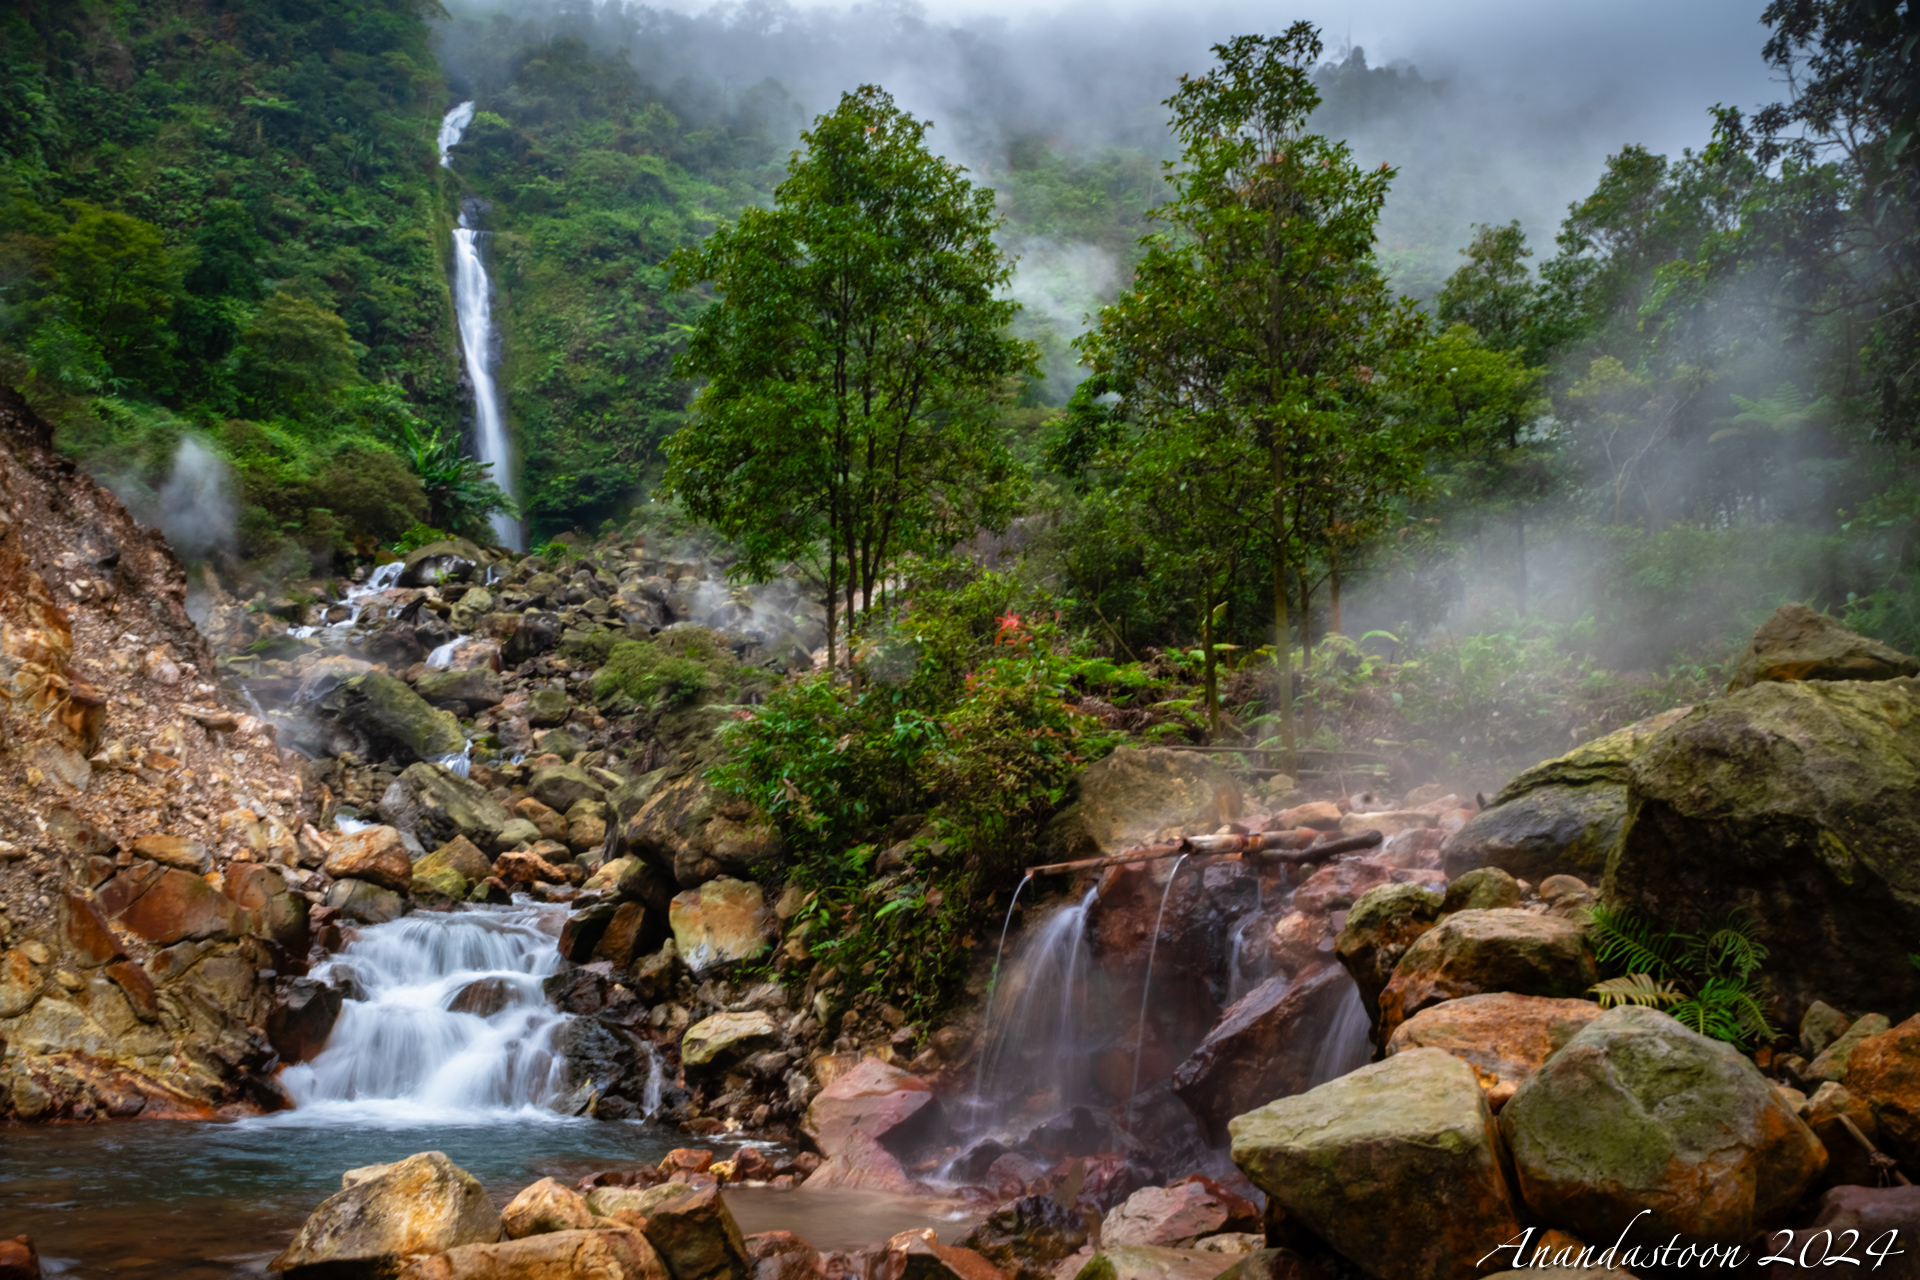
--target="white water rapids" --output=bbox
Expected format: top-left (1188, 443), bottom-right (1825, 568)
top-left (277, 905), bottom-right (573, 1124)
top-left (439, 101), bottom-right (521, 551)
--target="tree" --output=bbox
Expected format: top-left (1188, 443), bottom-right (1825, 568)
top-left (51, 202), bottom-right (182, 388)
top-left (664, 85), bottom-right (1035, 671)
top-left (235, 293), bottom-right (361, 417)
top-left (1435, 222), bottom-right (1543, 360)
top-left (1075, 26), bottom-right (1426, 757)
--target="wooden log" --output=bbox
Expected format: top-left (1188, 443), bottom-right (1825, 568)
top-left (1025, 827), bottom-right (1382, 878)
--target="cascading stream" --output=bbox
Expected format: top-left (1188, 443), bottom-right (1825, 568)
top-left (276, 905), bottom-right (573, 1125)
top-left (439, 101), bottom-right (521, 551)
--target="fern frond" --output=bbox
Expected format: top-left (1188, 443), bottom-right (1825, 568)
top-left (1590, 973), bottom-right (1684, 1009)
top-left (1587, 904), bottom-right (1682, 979)
top-left (1687, 910), bottom-right (1769, 979)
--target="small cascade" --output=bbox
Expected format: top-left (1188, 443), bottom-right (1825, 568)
top-left (1127, 853), bottom-right (1190, 1122)
top-left (965, 885), bottom-right (1099, 1137)
top-left (425, 634), bottom-right (472, 669)
top-left (439, 101), bottom-right (521, 551)
top-left (1307, 981), bottom-right (1373, 1087)
top-left (277, 905), bottom-right (572, 1124)
top-left (287, 560), bottom-right (405, 639)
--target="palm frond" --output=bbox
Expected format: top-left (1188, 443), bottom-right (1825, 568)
top-left (1590, 973), bottom-right (1684, 1009)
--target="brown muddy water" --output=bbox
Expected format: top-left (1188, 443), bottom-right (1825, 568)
top-left (0, 1117), bottom-right (979, 1277)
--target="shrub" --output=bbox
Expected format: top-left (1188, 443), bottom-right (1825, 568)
top-left (593, 636), bottom-right (719, 707)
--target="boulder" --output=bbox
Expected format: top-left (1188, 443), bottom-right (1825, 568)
top-left (224, 862), bottom-right (312, 954)
top-left (681, 1011), bottom-right (778, 1071)
top-left (60, 891), bottom-right (122, 966)
top-left (1375, 909), bottom-right (1595, 1043)
top-left (1801, 1000), bottom-right (1852, 1057)
top-left (637, 1183), bottom-right (750, 1280)
top-left (527, 688), bottom-right (571, 727)
top-left (268, 978), bottom-right (344, 1064)
top-left (1729, 602), bottom-right (1920, 690)
top-left (414, 668), bottom-right (506, 715)
top-left (1838, 1013), bottom-right (1920, 1167)
top-left (1044, 747), bottom-right (1242, 860)
top-left (318, 671), bottom-right (467, 764)
top-left (129, 833), bottom-right (210, 873)
top-left (798, 1128), bottom-right (923, 1196)
top-left (1070, 1247), bottom-right (1229, 1280)
top-left (1809, 1012), bottom-right (1892, 1082)
top-left (890, 1238), bottom-right (1007, 1280)
top-left (325, 824), bottom-right (415, 892)
top-left (1501, 1006), bottom-right (1826, 1246)
top-left (1101, 1180), bottom-right (1256, 1248)
top-left (494, 850), bottom-right (568, 888)
top-left (582, 858), bottom-right (671, 915)
top-left (419, 836), bottom-right (495, 884)
top-left (956, 1195), bottom-right (1089, 1280)
top-left (1333, 883), bottom-right (1443, 1026)
top-left (668, 879), bottom-right (769, 973)
top-left (592, 902), bottom-right (654, 967)
top-left (325, 877), bottom-right (409, 924)
top-left (0, 1237), bottom-right (38, 1280)
top-left (380, 764), bottom-right (514, 854)
top-left (1438, 867), bottom-right (1521, 914)
top-left (802, 1056), bottom-right (940, 1159)
top-left (1384, 993), bottom-right (1602, 1094)
top-left (559, 903), bottom-right (619, 964)
top-left (270, 1151), bottom-right (500, 1275)
top-left (1607, 677), bottom-right (1920, 1026)
top-left (500, 1177), bottom-right (595, 1239)
top-left (528, 764), bottom-right (607, 815)
top-left (504, 613), bottom-right (563, 665)
top-left (586, 1182), bottom-right (696, 1219)
top-left (1803, 1082), bottom-right (1885, 1188)
top-left (1229, 1048), bottom-right (1522, 1280)
top-left (1440, 706), bottom-right (1690, 883)
top-left (415, 1227), bottom-right (666, 1280)
top-left (742, 1231), bottom-right (819, 1280)
top-left (112, 866), bottom-right (248, 944)
top-left (623, 770), bottom-right (783, 889)
top-left (400, 539), bottom-right (484, 588)
top-left (1170, 966), bottom-right (1357, 1145)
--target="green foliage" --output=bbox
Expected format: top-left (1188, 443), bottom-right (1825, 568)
top-left (592, 637), bottom-right (719, 709)
top-left (234, 294), bottom-right (361, 417)
top-left (713, 569), bottom-right (1122, 1017)
top-left (664, 86), bottom-right (1035, 663)
top-left (386, 415), bottom-right (518, 544)
top-left (1588, 902), bottom-right (1778, 1048)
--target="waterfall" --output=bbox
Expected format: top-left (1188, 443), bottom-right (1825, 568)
top-left (439, 101), bottom-right (522, 551)
top-left (965, 886), bottom-right (1099, 1138)
top-left (276, 905), bottom-right (573, 1124)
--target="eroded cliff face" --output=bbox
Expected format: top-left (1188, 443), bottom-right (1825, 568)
top-left (0, 386), bottom-right (317, 1120)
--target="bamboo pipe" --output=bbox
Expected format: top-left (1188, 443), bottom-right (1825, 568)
top-left (1025, 827), bottom-right (1383, 878)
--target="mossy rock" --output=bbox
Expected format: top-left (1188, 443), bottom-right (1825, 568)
top-left (317, 672), bottom-right (465, 763)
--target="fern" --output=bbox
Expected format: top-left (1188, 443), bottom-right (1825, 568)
top-left (1586, 904), bottom-right (1778, 1050)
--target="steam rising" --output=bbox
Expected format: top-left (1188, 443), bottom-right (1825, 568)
top-left (156, 437), bottom-right (237, 562)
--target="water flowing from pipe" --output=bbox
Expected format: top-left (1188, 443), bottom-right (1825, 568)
top-left (439, 103), bottom-right (521, 551)
top-left (1127, 853), bottom-right (1189, 1125)
top-left (278, 904), bottom-right (572, 1124)
top-left (971, 872), bottom-right (1031, 1105)
top-left (967, 885), bottom-right (1097, 1137)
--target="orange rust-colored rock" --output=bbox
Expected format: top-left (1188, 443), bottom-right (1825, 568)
top-left (1376, 908), bottom-right (1596, 1043)
top-left (323, 824), bottom-right (414, 892)
top-left (1838, 1013), bottom-right (1920, 1169)
top-left (1384, 992), bottom-right (1603, 1089)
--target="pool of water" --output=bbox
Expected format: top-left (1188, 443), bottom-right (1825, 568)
top-left (1, 1115), bottom-right (977, 1277)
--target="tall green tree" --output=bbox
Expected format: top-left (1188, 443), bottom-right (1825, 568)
top-left (664, 85), bottom-right (1035, 670)
top-left (1076, 26), bottom-right (1425, 756)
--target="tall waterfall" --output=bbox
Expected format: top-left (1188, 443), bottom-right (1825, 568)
top-left (277, 906), bottom-right (572, 1124)
top-left (438, 101), bottom-right (522, 551)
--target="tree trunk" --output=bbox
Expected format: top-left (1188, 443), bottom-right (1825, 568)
top-left (1271, 443), bottom-right (1296, 767)
top-left (825, 534), bottom-right (839, 674)
top-left (1297, 564), bottom-right (1314, 669)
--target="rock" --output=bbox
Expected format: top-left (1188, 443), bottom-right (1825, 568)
top-left (495, 819), bottom-right (541, 851)
top-left (682, 1011), bottom-right (779, 1071)
top-left (1811, 1013), bottom-right (1893, 1082)
top-left (325, 876), bottom-right (409, 924)
top-left (957, 1195), bottom-right (1090, 1280)
top-left (527, 688), bottom-right (571, 727)
top-left (1334, 883), bottom-right (1443, 1026)
top-left (447, 588), bottom-right (495, 634)
top-left (417, 1227), bottom-right (667, 1280)
top-left (129, 833), bottom-right (210, 872)
top-left (270, 1151), bottom-right (501, 1275)
top-left (319, 671), bottom-right (467, 764)
top-left (60, 891), bottom-right (122, 966)
top-left (268, 978), bottom-right (344, 1064)
top-left (449, 977), bottom-right (517, 1017)
top-left (802, 1056), bottom-right (940, 1159)
top-left (225, 862), bottom-right (312, 954)
top-left (1071, 1246), bottom-right (1249, 1280)
top-left (529, 764), bottom-right (607, 814)
top-left (419, 835), bottom-right (495, 883)
top-left (1800, 1000), bottom-right (1852, 1058)
top-left (1229, 1048), bottom-right (1522, 1280)
top-left (593, 902), bottom-right (653, 967)
top-left (1384, 992), bottom-right (1601, 1096)
top-left (112, 866), bottom-right (249, 944)
top-left (669, 879), bottom-right (768, 973)
top-left (540, 728), bottom-right (588, 761)
top-left (1438, 867), bottom-right (1521, 914)
top-left (799, 1128), bottom-right (924, 1196)
top-left (381, 764), bottom-right (515, 852)
top-left (892, 1237), bottom-right (1007, 1280)
top-left (0, 1237), bottom-right (39, 1280)
top-left (1208, 1251), bottom-right (1324, 1280)
top-left (1289, 858), bottom-right (1392, 915)
top-left (1375, 909), bottom-right (1595, 1043)
top-left (415, 668), bottom-right (506, 715)
top-left (586, 1182), bottom-right (696, 1219)
top-left (1170, 966), bottom-right (1358, 1145)
top-left (1101, 1180), bottom-right (1256, 1248)
top-left (1440, 707), bottom-right (1691, 883)
top-left (1044, 747), bottom-right (1242, 859)
top-left (583, 856), bottom-right (675, 916)
top-left (500, 1177), bottom-right (595, 1239)
top-left (744, 1231), bottom-right (820, 1280)
top-left (1337, 810), bottom-right (1435, 838)
top-left (516, 798), bottom-right (571, 844)
top-left (1837, 1014), bottom-right (1920, 1167)
top-left (401, 539), bottom-right (484, 588)
top-left (637, 1183), bottom-right (751, 1280)
top-left (1803, 1082), bottom-right (1885, 1188)
top-left (1795, 1185), bottom-right (1920, 1279)
top-left (505, 612), bottom-right (563, 665)
top-left (559, 903), bottom-right (620, 964)
top-left (1502, 1006), bottom-right (1826, 1246)
top-left (495, 850), bottom-right (568, 888)
top-left (1278, 802), bottom-right (1343, 831)
top-left (325, 824), bottom-right (416, 892)
top-left (1729, 602), bottom-right (1920, 689)
top-left (622, 770), bottom-right (784, 889)
top-left (1607, 678), bottom-right (1920, 1026)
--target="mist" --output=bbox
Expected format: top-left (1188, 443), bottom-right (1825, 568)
top-left (155, 437), bottom-right (237, 563)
